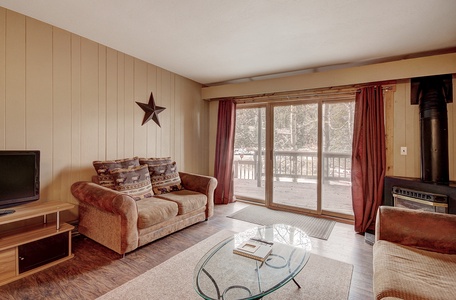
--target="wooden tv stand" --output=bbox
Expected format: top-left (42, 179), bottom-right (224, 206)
top-left (0, 201), bottom-right (74, 286)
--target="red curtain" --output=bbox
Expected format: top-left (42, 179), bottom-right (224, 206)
top-left (214, 99), bottom-right (236, 204)
top-left (351, 86), bottom-right (386, 233)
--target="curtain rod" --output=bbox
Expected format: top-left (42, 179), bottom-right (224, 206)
top-left (208, 81), bottom-right (396, 103)
top-left (235, 93), bottom-right (356, 104)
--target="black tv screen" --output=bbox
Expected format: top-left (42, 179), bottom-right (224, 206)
top-left (0, 150), bottom-right (40, 208)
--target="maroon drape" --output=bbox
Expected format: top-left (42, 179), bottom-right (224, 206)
top-left (214, 99), bottom-right (236, 204)
top-left (351, 86), bottom-right (386, 233)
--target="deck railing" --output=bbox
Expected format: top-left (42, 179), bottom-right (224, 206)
top-left (233, 150), bottom-right (351, 184)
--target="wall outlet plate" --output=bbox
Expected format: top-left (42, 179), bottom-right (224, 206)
top-left (400, 147), bottom-right (407, 155)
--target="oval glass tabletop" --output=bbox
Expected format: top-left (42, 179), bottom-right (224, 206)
top-left (193, 224), bottom-right (312, 300)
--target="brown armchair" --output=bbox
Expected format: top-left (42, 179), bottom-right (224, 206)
top-left (373, 206), bottom-right (456, 299)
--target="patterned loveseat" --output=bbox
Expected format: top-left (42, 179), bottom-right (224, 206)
top-left (71, 157), bottom-right (217, 255)
top-left (373, 206), bottom-right (456, 300)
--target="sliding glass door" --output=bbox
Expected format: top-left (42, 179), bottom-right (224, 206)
top-left (271, 102), bottom-right (319, 211)
top-left (234, 98), bottom-right (354, 219)
top-left (233, 105), bottom-right (266, 203)
top-left (321, 101), bottom-right (354, 216)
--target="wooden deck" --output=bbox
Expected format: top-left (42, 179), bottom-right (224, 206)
top-left (234, 178), bottom-right (354, 216)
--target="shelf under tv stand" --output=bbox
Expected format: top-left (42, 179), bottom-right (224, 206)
top-left (0, 201), bottom-right (74, 286)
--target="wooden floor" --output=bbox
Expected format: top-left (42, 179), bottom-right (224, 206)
top-left (0, 202), bottom-right (373, 300)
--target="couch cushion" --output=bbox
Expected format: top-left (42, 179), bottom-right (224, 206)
top-left (110, 165), bottom-right (153, 201)
top-left (373, 240), bottom-right (456, 300)
top-left (93, 157), bottom-right (140, 189)
top-left (136, 197), bottom-right (178, 229)
top-left (149, 161), bottom-right (184, 195)
top-left (155, 190), bottom-right (207, 215)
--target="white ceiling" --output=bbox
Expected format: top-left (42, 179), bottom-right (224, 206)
top-left (1, 0), bottom-right (456, 85)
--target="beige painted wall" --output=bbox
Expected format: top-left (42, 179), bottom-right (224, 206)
top-left (202, 53), bottom-right (456, 100)
top-left (0, 8), bottom-right (207, 219)
top-left (208, 56), bottom-right (456, 182)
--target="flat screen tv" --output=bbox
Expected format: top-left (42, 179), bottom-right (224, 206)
top-left (0, 150), bottom-right (40, 209)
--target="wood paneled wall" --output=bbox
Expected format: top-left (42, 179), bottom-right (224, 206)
top-left (0, 8), bottom-right (208, 219)
top-left (388, 79), bottom-right (456, 180)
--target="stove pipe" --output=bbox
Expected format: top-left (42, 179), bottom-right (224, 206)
top-left (413, 75), bottom-right (452, 185)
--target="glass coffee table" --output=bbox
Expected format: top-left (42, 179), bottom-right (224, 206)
top-left (193, 224), bottom-right (312, 300)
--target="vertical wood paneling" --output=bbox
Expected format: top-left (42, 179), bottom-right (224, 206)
top-left (402, 80), bottom-right (420, 177)
top-left (180, 79), bottom-right (192, 171)
top-left (124, 55), bottom-right (134, 158)
top-left (26, 18), bottom-right (53, 200)
top-left (1, 9), bottom-right (207, 218)
top-left (117, 53), bottom-right (125, 158)
top-left (155, 68), bottom-right (163, 156)
top-left (160, 70), bottom-right (171, 155)
top-left (133, 58), bottom-right (147, 157)
top-left (208, 100), bottom-right (218, 176)
top-left (384, 88), bottom-right (394, 176)
top-left (198, 87), bottom-right (209, 174)
top-left (5, 10), bottom-right (26, 149)
top-left (52, 28), bottom-right (72, 203)
top-left (70, 35), bottom-right (82, 183)
top-left (106, 48), bottom-right (118, 158)
top-left (169, 74), bottom-right (176, 159)
top-left (146, 64), bottom-right (158, 156)
top-left (173, 76), bottom-right (184, 164)
top-left (178, 78), bottom-right (204, 172)
top-left (80, 38), bottom-right (99, 177)
top-left (197, 83), bottom-right (208, 174)
top-left (98, 45), bottom-right (107, 160)
top-left (392, 82), bottom-right (407, 176)
top-left (0, 8), bottom-right (5, 148)
top-left (409, 93), bottom-right (420, 177)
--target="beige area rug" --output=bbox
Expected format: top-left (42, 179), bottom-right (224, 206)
top-left (97, 230), bottom-right (353, 300)
top-left (228, 206), bottom-right (336, 240)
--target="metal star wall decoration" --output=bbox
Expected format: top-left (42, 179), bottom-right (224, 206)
top-left (136, 92), bottom-right (166, 127)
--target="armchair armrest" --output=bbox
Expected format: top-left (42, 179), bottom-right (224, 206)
top-left (375, 206), bottom-right (456, 254)
top-left (179, 172), bottom-right (218, 218)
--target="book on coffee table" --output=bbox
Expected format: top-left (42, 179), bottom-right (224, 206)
top-left (233, 238), bottom-right (273, 262)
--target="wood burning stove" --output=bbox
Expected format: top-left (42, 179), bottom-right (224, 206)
top-left (384, 176), bottom-right (456, 215)
top-left (392, 186), bottom-right (448, 213)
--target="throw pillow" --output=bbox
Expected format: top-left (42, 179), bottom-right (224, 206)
top-left (116, 157), bottom-right (141, 168)
top-left (93, 157), bottom-right (140, 189)
top-left (110, 164), bottom-right (153, 200)
top-left (139, 157), bottom-right (172, 167)
top-left (149, 161), bottom-right (184, 195)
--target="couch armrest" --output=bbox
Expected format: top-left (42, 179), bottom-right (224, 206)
top-left (71, 181), bottom-right (139, 254)
top-left (71, 181), bottom-right (138, 217)
top-left (375, 206), bottom-right (456, 254)
top-left (179, 172), bottom-right (218, 219)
